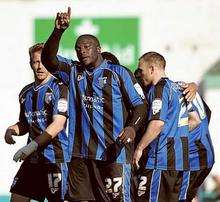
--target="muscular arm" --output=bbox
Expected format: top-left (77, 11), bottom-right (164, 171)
top-left (13, 115), bottom-right (67, 162)
top-left (127, 103), bottom-right (147, 132)
top-left (133, 120), bottom-right (164, 167)
top-left (136, 120), bottom-right (164, 150)
top-left (4, 122), bottom-right (29, 144)
top-left (9, 122), bottom-right (29, 136)
top-left (41, 28), bottom-right (65, 73)
top-left (35, 114), bottom-right (67, 147)
top-left (41, 7), bottom-right (71, 73)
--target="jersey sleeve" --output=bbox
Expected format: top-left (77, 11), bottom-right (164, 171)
top-left (118, 67), bottom-right (146, 107)
top-left (148, 80), bottom-right (169, 122)
top-left (18, 94), bottom-right (29, 127)
top-left (116, 66), bottom-right (147, 131)
top-left (54, 55), bottom-right (73, 86)
top-left (190, 92), bottom-right (207, 120)
top-left (53, 82), bottom-right (69, 117)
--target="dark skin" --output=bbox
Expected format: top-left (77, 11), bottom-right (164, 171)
top-left (75, 37), bottom-right (103, 70)
top-left (75, 37), bottom-right (135, 143)
top-left (54, 7), bottom-right (136, 143)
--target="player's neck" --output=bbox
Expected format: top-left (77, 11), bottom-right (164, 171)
top-left (35, 74), bottom-right (52, 86)
top-left (152, 72), bottom-right (166, 85)
top-left (86, 55), bottom-right (103, 71)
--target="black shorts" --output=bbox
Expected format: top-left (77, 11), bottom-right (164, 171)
top-left (10, 160), bottom-right (68, 202)
top-left (65, 157), bottom-right (132, 201)
top-left (135, 169), bottom-right (186, 202)
top-left (135, 168), bottom-right (212, 202)
top-left (179, 168), bottom-right (212, 201)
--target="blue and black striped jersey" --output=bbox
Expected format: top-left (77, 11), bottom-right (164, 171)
top-left (19, 76), bottom-right (69, 163)
top-left (187, 93), bottom-right (214, 170)
top-left (55, 57), bottom-right (146, 163)
top-left (144, 78), bottom-right (190, 170)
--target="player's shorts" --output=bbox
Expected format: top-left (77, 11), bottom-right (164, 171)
top-left (179, 167), bottom-right (212, 201)
top-left (136, 169), bottom-right (186, 202)
top-left (65, 157), bottom-right (132, 202)
top-left (10, 160), bottom-right (68, 202)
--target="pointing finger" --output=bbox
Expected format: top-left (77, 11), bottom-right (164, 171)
top-left (67, 7), bottom-right (71, 17)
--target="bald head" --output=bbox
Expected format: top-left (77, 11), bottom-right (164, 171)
top-left (139, 52), bottom-right (166, 70)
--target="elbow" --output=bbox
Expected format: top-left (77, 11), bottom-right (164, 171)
top-left (57, 123), bottom-right (65, 133)
top-left (151, 120), bottom-right (164, 131)
top-left (58, 121), bottom-right (66, 132)
top-left (41, 49), bottom-right (57, 73)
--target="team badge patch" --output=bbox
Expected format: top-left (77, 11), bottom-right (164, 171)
top-left (152, 99), bottom-right (162, 115)
top-left (98, 77), bottom-right (107, 88)
top-left (77, 74), bottom-right (84, 81)
top-left (45, 92), bottom-right (53, 104)
top-left (58, 99), bottom-right (68, 112)
top-left (134, 83), bottom-right (145, 99)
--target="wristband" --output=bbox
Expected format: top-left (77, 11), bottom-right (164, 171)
top-left (35, 131), bottom-right (53, 147)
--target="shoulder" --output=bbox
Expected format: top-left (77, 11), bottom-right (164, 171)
top-left (19, 82), bottom-right (34, 99)
top-left (57, 55), bottom-right (79, 70)
top-left (105, 63), bottom-right (135, 83)
top-left (50, 77), bottom-right (68, 91)
top-left (107, 63), bottom-right (132, 74)
top-left (153, 78), bottom-right (170, 97)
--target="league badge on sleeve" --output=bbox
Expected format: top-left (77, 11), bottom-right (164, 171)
top-left (152, 99), bottom-right (162, 115)
top-left (134, 83), bottom-right (145, 99)
top-left (58, 99), bottom-right (68, 113)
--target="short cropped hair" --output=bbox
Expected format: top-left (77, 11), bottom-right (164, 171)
top-left (139, 51), bottom-right (166, 69)
top-left (29, 43), bottom-right (44, 59)
top-left (101, 52), bottom-right (120, 65)
top-left (75, 34), bottom-right (100, 48)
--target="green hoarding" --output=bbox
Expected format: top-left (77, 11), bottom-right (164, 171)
top-left (34, 17), bottom-right (139, 71)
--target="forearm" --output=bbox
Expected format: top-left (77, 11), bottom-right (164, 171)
top-left (136, 120), bottom-right (163, 150)
top-left (9, 122), bottom-right (28, 136)
top-left (34, 116), bottom-right (66, 147)
top-left (41, 28), bottom-right (65, 72)
top-left (127, 103), bottom-right (147, 132)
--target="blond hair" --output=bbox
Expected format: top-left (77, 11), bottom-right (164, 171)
top-left (29, 43), bottom-right (44, 61)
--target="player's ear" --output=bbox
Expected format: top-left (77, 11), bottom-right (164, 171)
top-left (97, 46), bottom-right (101, 54)
top-left (150, 65), bottom-right (154, 74)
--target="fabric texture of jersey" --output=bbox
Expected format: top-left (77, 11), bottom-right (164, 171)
top-left (56, 57), bottom-right (146, 163)
top-left (19, 76), bottom-right (69, 163)
top-left (143, 78), bottom-right (190, 170)
top-left (187, 93), bottom-right (215, 170)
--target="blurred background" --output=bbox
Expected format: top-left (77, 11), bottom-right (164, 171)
top-left (0, 0), bottom-right (220, 201)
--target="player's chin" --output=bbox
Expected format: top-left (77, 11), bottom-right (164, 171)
top-left (36, 75), bottom-right (47, 81)
top-left (82, 60), bottom-right (92, 67)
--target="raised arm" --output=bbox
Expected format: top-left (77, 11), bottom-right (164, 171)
top-left (41, 7), bottom-right (71, 73)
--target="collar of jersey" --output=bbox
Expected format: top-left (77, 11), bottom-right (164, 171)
top-left (85, 59), bottom-right (108, 76)
top-left (33, 76), bottom-right (54, 91)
